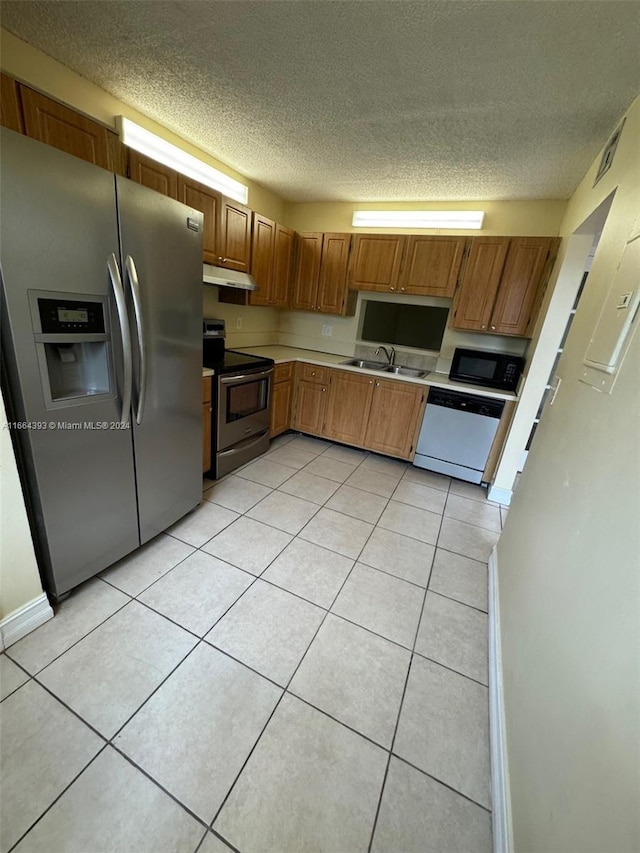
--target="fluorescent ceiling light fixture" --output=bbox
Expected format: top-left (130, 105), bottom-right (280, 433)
top-left (116, 116), bottom-right (248, 204)
top-left (352, 210), bottom-right (485, 229)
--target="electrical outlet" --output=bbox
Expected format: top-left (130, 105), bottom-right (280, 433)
top-left (236, 317), bottom-right (243, 330)
top-left (321, 324), bottom-right (333, 337)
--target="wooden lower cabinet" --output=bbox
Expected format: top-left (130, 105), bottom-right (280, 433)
top-left (294, 380), bottom-right (328, 435)
top-left (365, 379), bottom-right (426, 458)
top-left (202, 376), bottom-right (212, 473)
top-left (292, 364), bottom-right (428, 462)
top-left (270, 362), bottom-right (294, 437)
top-left (324, 371), bottom-right (375, 446)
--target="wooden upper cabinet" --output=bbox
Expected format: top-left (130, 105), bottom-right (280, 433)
top-left (400, 236), bottom-right (467, 297)
top-left (291, 233), bottom-right (323, 310)
top-left (19, 86), bottom-right (120, 172)
top-left (219, 198), bottom-right (252, 272)
top-left (128, 149), bottom-right (177, 197)
top-left (365, 380), bottom-right (425, 459)
top-left (249, 213), bottom-right (276, 306)
top-left (317, 233), bottom-right (351, 313)
top-left (1, 73), bottom-right (23, 132)
top-left (177, 175), bottom-right (220, 263)
top-left (349, 235), bottom-right (405, 291)
top-left (324, 371), bottom-right (375, 446)
top-left (452, 237), bottom-right (510, 332)
top-left (271, 224), bottom-right (295, 307)
top-left (490, 237), bottom-right (556, 336)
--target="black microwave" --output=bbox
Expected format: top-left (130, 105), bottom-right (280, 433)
top-left (449, 347), bottom-right (525, 391)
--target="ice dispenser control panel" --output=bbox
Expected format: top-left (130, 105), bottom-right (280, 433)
top-left (38, 298), bottom-right (105, 334)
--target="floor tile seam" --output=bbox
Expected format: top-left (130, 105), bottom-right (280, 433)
top-left (354, 557), bottom-right (428, 591)
top-left (366, 752), bottom-right (393, 853)
top-left (410, 650), bottom-right (489, 689)
top-left (192, 827), bottom-right (214, 853)
top-left (242, 494), bottom-right (325, 535)
top-left (325, 612), bottom-right (414, 654)
top-left (27, 671), bottom-right (110, 743)
top-left (274, 484), bottom-right (328, 508)
top-left (247, 574), bottom-right (330, 614)
top-left (374, 520), bottom-right (439, 548)
top-left (424, 588), bottom-right (489, 615)
top-left (367, 640), bottom-right (422, 852)
top-left (285, 687), bottom-right (393, 754)
top-left (109, 740), bottom-right (210, 829)
top-left (108, 639), bottom-right (205, 742)
top-left (6, 593), bottom-right (133, 679)
top-left (390, 753), bottom-right (493, 814)
top-left (433, 536), bottom-right (495, 564)
top-left (433, 544), bottom-right (489, 566)
top-left (104, 543), bottom-right (201, 600)
top-left (296, 459), bottom-right (359, 485)
top-left (206, 829), bottom-right (242, 853)
top-left (0, 655), bottom-right (33, 703)
top-left (442, 509), bottom-right (502, 534)
top-left (448, 490), bottom-right (502, 509)
top-left (4, 743), bottom-right (109, 853)
top-left (400, 468), bottom-right (451, 494)
top-left (199, 520), bottom-right (295, 576)
top-left (295, 530), bottom-right (368, 562)
top-left (207, 689), bottom-right (288, 830)
top-left (191, 547), bottom-right (262, 583)
top-left (235, 458), bottom-right (302, 490)
top-left (200, 637), bottom-right (287, 692)
top-left (387, 492), bottom-right (447, 516)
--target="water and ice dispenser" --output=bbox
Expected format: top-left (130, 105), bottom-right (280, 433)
top-left (30, 291), bottom-right (114, 407)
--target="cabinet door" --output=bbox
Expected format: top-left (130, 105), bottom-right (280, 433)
top-left (249, 213), bottom-right (276, 306)
top-left (219, 197), bottom-right (252, 271)
top-left (1, 73), bottom-right (23, 132)
top-left (270, 380), bottom-right (293, 437)
top-left (20, 86), bottom-right (117, 171)
top-left (401, 236), bottom-right (467, 297)
top-left (272, 224), bottom-right (295, 307)
top-left (128, 150), bottom-right (178, 197)
top-left (324, 371), bottom-right (375, 446)
top-left (349, 235), bottom-right (405, 291)
top-left (365, 380), bottom-right (425, 459)
top-left (291, 233), bottom-right (322, 311)
top-left (316, 233), bottom-right (352, 314)
top-left (451, 237), bottom-right (510, 331)
top-left (490, 237), bottom-right (555, 336)
top-left (294, 380), bottom-right (328, 435)
top-left (177, 175), bottom-right (221, 264)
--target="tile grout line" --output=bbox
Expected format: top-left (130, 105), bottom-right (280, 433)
top-left (366, 493), bottom-right (444, 852)
top-left (5, 744), bottom-right (110, 853)
top-left (390, 753), bottom-right (492, 814)
top-left (427, 587), bottom-right (489, 615)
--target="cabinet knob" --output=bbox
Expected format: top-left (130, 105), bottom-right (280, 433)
top-left (400, 287), bottom-right (405, 292)
top-left (222, 258), bottom-right (227, 263)
top-left (481, 324), bottom-right (486, 329)
top-left (322, 387), bottom-right (326, 392)
top-left (369, 380), bottom-right (373, 384)
top-left (311, 372), bottom-right (316, 376)
top-left (491, 325), bottom-right (496, 330)
top-left (375, 382), bottom-right (380, 387)
top-left (390, 287), bottom-right (395, 291)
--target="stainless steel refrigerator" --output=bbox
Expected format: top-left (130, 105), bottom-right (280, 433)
top-left (1, 128), bottom-right (204, 599)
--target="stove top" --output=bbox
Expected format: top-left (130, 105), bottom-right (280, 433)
top-left (203, 347), bottom-right (275, 376)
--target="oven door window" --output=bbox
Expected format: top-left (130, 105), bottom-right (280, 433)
top-left (225, 377), bottom-right (269, 422)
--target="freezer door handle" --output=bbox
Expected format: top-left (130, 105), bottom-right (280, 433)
top-left (125, 255), bottom-right (147, 425)
top-left (107, 253), bottom-right (132, 426)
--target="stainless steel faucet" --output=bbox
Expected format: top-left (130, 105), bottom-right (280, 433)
top-left (375, 345), bottom-right (396, 365)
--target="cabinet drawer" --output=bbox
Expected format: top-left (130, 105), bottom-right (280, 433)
top-left (298, 363), bottom-right (332, 384)
top-left (202, 376), bottom-right (212, 404)
top-left (274, 362), bottom-right (294, 384)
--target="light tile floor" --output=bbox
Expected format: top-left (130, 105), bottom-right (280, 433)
top-left (0, 432), bottom-right (502, 853)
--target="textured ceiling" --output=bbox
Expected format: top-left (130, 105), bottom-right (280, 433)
top-left (2, 1), bottom-right (639, 202)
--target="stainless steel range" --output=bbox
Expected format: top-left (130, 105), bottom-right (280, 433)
top-left (203, 319), bottom-right (274, 478)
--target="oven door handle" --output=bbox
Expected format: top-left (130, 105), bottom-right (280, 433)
top-left (220, 368), bottom-right (273, 385)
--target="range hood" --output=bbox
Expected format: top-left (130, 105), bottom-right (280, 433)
top-left (202, 263), bottom-right (258, 291)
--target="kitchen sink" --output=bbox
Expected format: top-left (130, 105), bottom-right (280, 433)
top-left (384, 365), bottom-right (429, 378)
top-left (341, 358), bottom-right (387, 370)
top-left (341, 358), bottom-right (429, 379)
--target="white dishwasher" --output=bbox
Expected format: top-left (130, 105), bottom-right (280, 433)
top-left (413, 388), bottom-right (505, 484)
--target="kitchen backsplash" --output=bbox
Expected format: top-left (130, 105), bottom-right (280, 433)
top-left (354, 343), bottom-right (439, 373)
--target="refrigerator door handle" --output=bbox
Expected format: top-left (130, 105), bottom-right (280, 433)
top-left (107, 253), bottom-right (132, 426)
top-left (125, 254), bottom-right (147, 425)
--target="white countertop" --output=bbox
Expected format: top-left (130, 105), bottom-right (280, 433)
top-left (237, 346), bottom-right (518, 402)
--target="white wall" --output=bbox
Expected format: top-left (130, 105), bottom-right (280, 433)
top-left (496, 94), bottom-right (640, 852)
top-left (0, 392), bottom-right (45, 622)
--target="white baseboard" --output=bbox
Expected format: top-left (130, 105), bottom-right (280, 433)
top-left (488, 549), bottom-right (513, 853)
top-left (487, 485), bottom-right (513, 506)
top-left (0, 593), bottom-right (53, 649)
